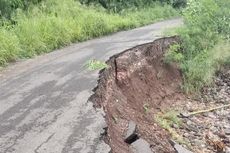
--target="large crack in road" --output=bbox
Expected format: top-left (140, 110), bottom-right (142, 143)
top-left (91, 36), bottom-right (183, 153)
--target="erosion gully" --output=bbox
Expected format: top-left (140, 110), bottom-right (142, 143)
top-left (90, 36), bottom-right (230, 153)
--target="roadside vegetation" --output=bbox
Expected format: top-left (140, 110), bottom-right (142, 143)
top-left (85, 59), bottom-right (108, 71)
top-left (80, 0), bottom-right (186, 12)
top-left (0, 0), bottom-right (180, 66)
top-left (165, 0), bottom-right (230, 93)
top-left (2, 0), bottom-right (228, 95)
top-left (155, 110), bottom-right (188, 145)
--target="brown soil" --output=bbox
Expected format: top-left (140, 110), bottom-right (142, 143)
top-left (90, 36), bottom-right (186, 153)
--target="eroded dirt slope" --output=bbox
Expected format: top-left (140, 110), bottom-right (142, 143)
top-left (91, 36), bottom-right (186, 153)
top-left (92, 35), bottom-right (230, 153)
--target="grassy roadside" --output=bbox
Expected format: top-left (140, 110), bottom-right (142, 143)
top-left (165, 0), bottom-right (230, 93)
top-left (0, 0), bottom-right (179, 66)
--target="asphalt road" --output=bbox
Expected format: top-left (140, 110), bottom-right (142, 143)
top-left (0, 18), bottom-right (183, 153)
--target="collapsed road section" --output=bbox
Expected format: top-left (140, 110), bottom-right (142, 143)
top-left (91, 35), bottom-right (230, 153)
top-left (90, 36), bottom-right (190, 153)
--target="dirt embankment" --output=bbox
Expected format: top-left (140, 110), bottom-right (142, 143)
top-left (90, 36), bottom-right (185, 153)
top-left (90, 35), bottom-right (230, 153)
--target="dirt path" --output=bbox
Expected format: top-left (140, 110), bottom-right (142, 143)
top-left (0, 19), bottom-right (183, 153)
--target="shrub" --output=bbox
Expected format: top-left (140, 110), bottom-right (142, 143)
top-left (167, 0), bottom-right (230, 92)
top-left (80, 0), bottom-right (187, 12)
top-left (164, 44), bottom-right (184, 64)
top-left (182, 42), bottom-right (230, 92)
top-left (0, 0), bottom-right (42, 18)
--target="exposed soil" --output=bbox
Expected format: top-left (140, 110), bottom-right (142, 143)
top-left (91, 36), bottom-right (230, 153)
top-left (91, 36), bottom-right (185, 153)
top-left (172, 67), bottom-right (230, 153)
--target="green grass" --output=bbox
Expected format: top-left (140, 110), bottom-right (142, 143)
top-left (155, 110), bottom-right (187, 145)
top-left (155, 110), bottom-right (182, 128)
top-left (0, 0), bottom-right (179, 66)
top-left (165, 42), bottom-right (230, 92)
top-left (85, 59), bottom-right (108, 71)
top-left (121, 3), bottom-right (179, 26)
top-left (165, 0), bottom-right (230, 93)
top-left (182, 42), bottom-right (230, 92)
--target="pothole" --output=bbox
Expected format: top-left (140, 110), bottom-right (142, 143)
top-left (90, 36), bottom-right (230, 153)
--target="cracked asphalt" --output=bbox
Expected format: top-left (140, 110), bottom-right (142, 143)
top-left (0, 18), bottom-right (182, 153)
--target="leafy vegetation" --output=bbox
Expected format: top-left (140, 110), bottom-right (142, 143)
top-left (85, 59), bottom-right (108, 71)
top-left (164, 44), bottom-right (183, 63)
top-left (155, 110), bottom-right (187, 145)
top-left (80, 0), bottom-right (187, 12)
top-left (156, 110), bottom-right (182, 128)
top-left (0, 0), bottom-right (179, 66)
top-left (0, 0), bottom-right (42, 18)
top-left (165, 0), bottom-right (230, 93)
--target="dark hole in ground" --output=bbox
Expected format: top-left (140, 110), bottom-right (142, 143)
top-left (90, 36), bottom-right (184, 153)
top-left (125, 135), bottom-right (139, 144)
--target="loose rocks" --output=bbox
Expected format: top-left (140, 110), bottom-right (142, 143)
top-left (169, 140), bottom-right (193, 153)
top-left (130, 138), bottom-right (153, 153)
top-left (125, 121), bottom-right (138, 144)
top-left (172, 68), bottom-right (230, 153)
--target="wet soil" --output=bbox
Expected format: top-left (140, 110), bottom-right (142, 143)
top-left (91, 36), bottom-right (184, 153)
top-left (91, 36), bottom-right (230, 153)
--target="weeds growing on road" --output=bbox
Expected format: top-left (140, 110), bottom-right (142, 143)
top-left (0, 0), bottom-right (179, 66)
top-left (85, 59), bottom-right (108, 71)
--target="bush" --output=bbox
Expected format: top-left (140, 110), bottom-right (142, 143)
top-left (182, 42), bottom-right (230, 92)
top-left (0, 0), bottom-right (42, 18)
top-left (166, 0), bottom-right (230, 92)
top-left (160, 0), bottom-right (187, 8)
top-left (80, 0), bottom-right (187, 12)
